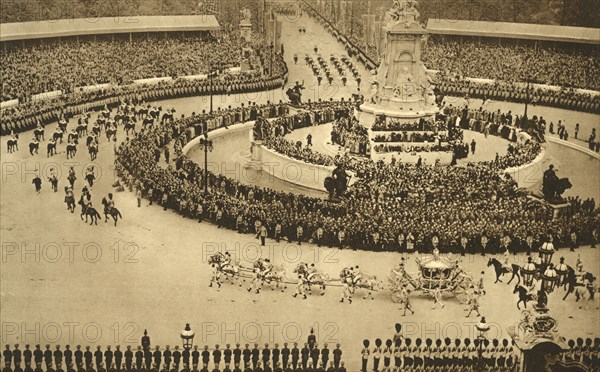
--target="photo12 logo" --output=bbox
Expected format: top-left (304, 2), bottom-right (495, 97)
top-left (1, 241), bottom-right (143, 264)
top-left (1, 322), bottom-right (142, 344)
top-left (198, 322), bottom-right (340, 345)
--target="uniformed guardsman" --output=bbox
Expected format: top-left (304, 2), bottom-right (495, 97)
top-left (44, 345), bottom-right (53, 369)
top-left (144, 346), bottom-right (153, 370)
top-left (373, 339), bottom-right (381, 371)
top-left (382, 340), bottom-right (391, 371)
top-left (280, 344), bottom-right (289, 370)
top-left (4, 345), bottom-right (12, 368)
top-left (250, 344), bottom-right (259, 370)
top-left (290, 344), bottom-right (299, 370)
top-left (360, 341), bottom-right (370, 372)
top-left (135, 347), bottom-right (143, 370)
top-left (191, 346), bottom-right (199, 369)
top-left (271, 344), bottom-right (279, 370)
top-left (261, 344), bottom-right (270, 370)
top-left (124, 347), bottom-right (133, 371)
top-left (104, 347), bottom-right (113, 371)
top-left (63, 346), bottom-right (71, 369)
top-left (83, 347), bottom-right (92, 369)
top-left (300, 344), bottom-right (309, 370)
top-left (201, 347), bottom-right (209, 369)
top-left (161, 346), bottom-right (171, 371)
top-left (33, 344), bottom-right (44, 368)
top-left (24, 345), bottom-right (32, 369)
top-left (14, 344), bottom-right (22, 369)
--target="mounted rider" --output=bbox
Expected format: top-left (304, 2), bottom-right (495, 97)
top-left (352, 266), bottom-right (363, 286)
top-left (106, 193), bottom-right (116, 214)
top-left (260, 258), bottom-right (273, 279)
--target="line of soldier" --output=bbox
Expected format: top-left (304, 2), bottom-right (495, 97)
top-left (2, 343), bottom-right (345, 372)
top-left (359, 336), bottom-right (520, 372)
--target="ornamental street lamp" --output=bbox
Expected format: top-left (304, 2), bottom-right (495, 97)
top-left (522, 235), bottom-right (557, 288)
top-left (541, 264), bottom-right (559, 294)
top-left (180, 324), bottom-right (195, 350)
top-left (555, 257), bottom-right (569, 286)
top-left (539, 238), bottom-right (555, 267)
top-left (521, 257), bottom-right (537, 287)
top-left (198, 132), bottom-right (213, 193)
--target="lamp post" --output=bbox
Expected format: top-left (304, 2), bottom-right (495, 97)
top-left (521, 256), bottom-right (537, 287)
top-left (541, 264), bottom-right (559, 294)
top-left (522, 235), bottom-right (556, 287)
top-left (269, 42), bottom-right (274, 77)
top-left (538, 236), bottom-right (555, 271)
top-left (199, 132), bottom-right (213, 193)
top-left (475, 317), bottom-right (490, 371)
top-left (555, 257), bottom-right (569, 286)
top-left (180, 324), bottom-right (195, 350)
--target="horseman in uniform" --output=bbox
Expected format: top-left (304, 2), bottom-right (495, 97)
top-left (106, 193), bottom-right (116, 214)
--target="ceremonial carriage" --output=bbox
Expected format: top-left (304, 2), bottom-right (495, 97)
top-left (208, 250), bottom-right (473, 303)
top-left (389, 251), bottom-right (474, 303)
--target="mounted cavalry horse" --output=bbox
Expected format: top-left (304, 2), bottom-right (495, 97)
top-left (78, 195), bottom-right (101, 225)
top-left (64, 187), bottom-right (76, 213)
top-left (487, 258), bottom-right (521, 284)
top-left (101, 197), bottom-right (122, 226)
top-left (208, 253), bottom-right (243, 287)
top-left (7, 135), bottom-right (18, 153)
top-left (513, 284), bottom-right (536, 310)
top-left (249, 258), bottom-right (287, 293)
top-left (294, 262), bottom-right (330, 295)
top-left (340, 266), bottom-right (382, 300)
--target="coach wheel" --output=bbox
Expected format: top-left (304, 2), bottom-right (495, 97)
top-left (391, 292), bottom-right (403, 303)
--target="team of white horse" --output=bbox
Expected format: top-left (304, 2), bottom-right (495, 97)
top-left (207, 253), bottom-right (383, 301)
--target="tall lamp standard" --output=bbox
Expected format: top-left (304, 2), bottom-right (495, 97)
top-left (180, 324), bottom-right (195, 350)
top-left (475, 317), bottom-right (490, 371)
top-left (199, 132), bottom-right (213, 194)
top-left (269, 42), bottom-right (274, 77)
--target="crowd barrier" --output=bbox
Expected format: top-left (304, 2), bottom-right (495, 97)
top-left (0, 99), bottom-right (19, 109)
top-left (133, 77), bottom-right (174, 85)
top-left (31, 90), bottom-right (62, 101)
top-left (75, 83), bottom-right (114, 92)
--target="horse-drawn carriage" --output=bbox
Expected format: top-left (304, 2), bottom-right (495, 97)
top-left (389, 251), bottom-right (474, 304)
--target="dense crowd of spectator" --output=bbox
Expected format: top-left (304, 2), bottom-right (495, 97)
top-left (422, 36), bottom-right (600, 91)
top-left (263, 137), bottom-right (336, 166)
top-left (301, 3), bottom-right (600, 113)
top-left (372, 118), bottom-right (446, 132)
top-left (0, 341), bottom-right (346, 372)
top-left (436, 77), bottom-right (600, 114)
top-left (114, 101), bottom-right (599, 255)
top-left (1, 32), bottom-right (247, 101)
top-left (330, 117), bottom-right (369, 156)
top-left (0, 68), bottom-right (287, 136)
top-left (372, 132), bottom-right (448, 143)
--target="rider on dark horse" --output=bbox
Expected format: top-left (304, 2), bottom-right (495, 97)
top-left (332, 163), bottom-right (350, 194)
top-left (106, 193), bottom-right (115, 214)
